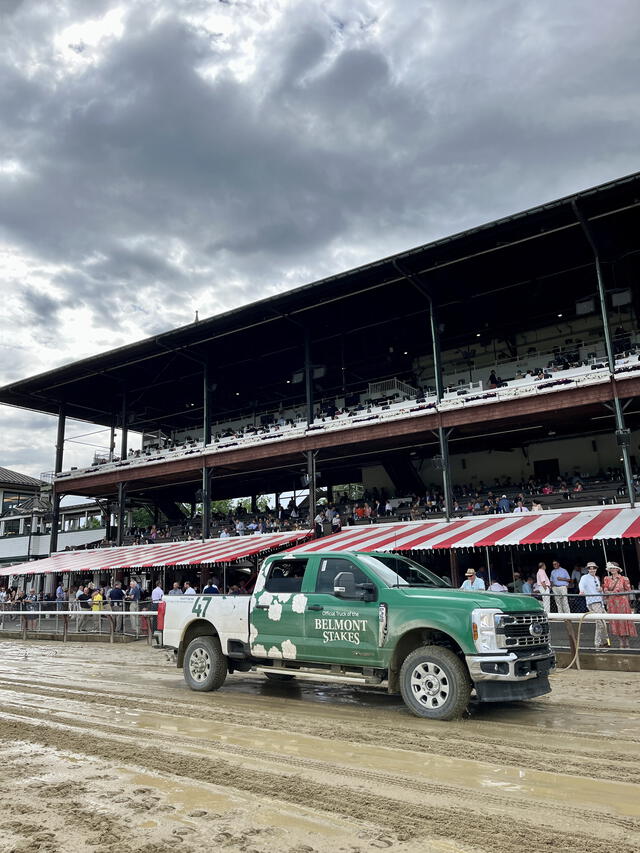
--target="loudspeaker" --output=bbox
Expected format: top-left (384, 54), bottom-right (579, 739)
top-left (575, 297), bottom-right (595, 315)
top-left (611, 289), bottom-right (631, 307)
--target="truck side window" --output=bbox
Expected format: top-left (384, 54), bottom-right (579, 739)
top-left (316, 558), bottom-right (369, 595)
top-left (264, 559), bottom-right (308, 593)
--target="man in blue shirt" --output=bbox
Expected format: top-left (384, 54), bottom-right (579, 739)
top-left (108, 581), bottom-right (126, 632)
top-left (460, 568), bottom-right (486, 591)
top-left (550, 560), bottom-right (571, 613)
top-left (497, 495), bottom-right (511, 513)
top-left (202, 578), bottom-right (219, 595)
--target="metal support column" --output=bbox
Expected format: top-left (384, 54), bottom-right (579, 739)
top-left (429, 303), bottom-right (444, 402)
top-left (116, 482), bottom-right (127, 546)
top-left (203, 362), bottom-right (211, 446)
top-left (304, 330), bottom-right (314, 425)
top-left (438, 427), bottom-right (453, 522)
top-left (307, 451), bottom-right (317, 531)
top-left (109, 424), bottom-right (116, 462)
top-left (429, 301), bottom-right (453, 520)
top-left (49, 406), bottom-right (66, 554)
top-left (201, 466), bottom-right (212, 541)
top-left (572, 200), bottom-right (635, 507)
top-left (393, 261), bottom-right (453, 521)
top-left (120, 391), bottom-right (128, 460)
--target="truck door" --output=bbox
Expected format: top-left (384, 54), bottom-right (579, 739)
top-left (299, 556), bottom-right (382, 665)
top-left (249, 557), bottom-right (310, 662)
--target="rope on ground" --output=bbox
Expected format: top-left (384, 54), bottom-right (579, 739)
top-left (554, 611), bottom-right (603, 672)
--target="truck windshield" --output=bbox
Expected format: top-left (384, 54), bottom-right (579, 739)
top-left (359, 554), bottom-right (450, 588)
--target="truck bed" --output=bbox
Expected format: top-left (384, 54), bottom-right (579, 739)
top-left (162, 594), bottom-right (251, 652)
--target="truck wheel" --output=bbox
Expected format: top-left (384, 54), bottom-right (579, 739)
top-left (264, 672), bottom-right (296, 682)
top-left (399, 645), bottom-right (471, 721)
top-left (183, 635), bottom-right (227, 692)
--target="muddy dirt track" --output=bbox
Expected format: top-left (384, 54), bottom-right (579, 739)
top-left (0, 640), bottom-right (638, 853)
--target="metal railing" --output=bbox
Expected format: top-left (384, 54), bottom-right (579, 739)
top-left (546, 611), bottom-right (640, 668)
top-left (0, 600), bottom-right (158, 644)
top-left (367, 378), bottom-right (418, 398)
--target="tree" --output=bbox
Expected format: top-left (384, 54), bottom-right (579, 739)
top-left (132, 507), bottom-right (154, 528)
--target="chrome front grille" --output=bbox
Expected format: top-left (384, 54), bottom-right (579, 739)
top-left (497, 612), bottom-right (550, 649)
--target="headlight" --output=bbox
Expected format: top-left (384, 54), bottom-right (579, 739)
top-left (471, 608), bottom-right (503, 652)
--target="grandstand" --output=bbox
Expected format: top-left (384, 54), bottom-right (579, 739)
top-left (0, 170), bottom-right (639, 586)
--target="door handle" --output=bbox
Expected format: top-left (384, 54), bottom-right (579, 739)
top-left (307, 605), bottom-right (323, 612)
top-left (255, 604), bottom-right (269, 610)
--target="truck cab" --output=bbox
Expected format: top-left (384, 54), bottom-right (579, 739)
top-left (159, 550), bottom-right (555, 720)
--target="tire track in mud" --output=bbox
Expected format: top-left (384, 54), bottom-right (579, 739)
top-left (1, 677), bottom-right (639, 787)
top-left (2, 698), bottom-right (638, 836)
top-left (0, 711), bottom-right (638, 853)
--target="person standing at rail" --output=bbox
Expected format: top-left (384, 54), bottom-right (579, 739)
top-left (76, 587), bottom-right (91, 632)
top-left (91, 587), bottom-right (104, 632)
top-left (535, 562), bottom-right (552, 614)
top-left (603, 561), bottom-right (636, 649)
top-left (579, 562), bottom-right (609, 649)
top-left (108, 581), bottom-right (126, 632)
top-left (126, 580), bottom-right (141, 633)
top-left (550, 560), bottom-right (571, 614)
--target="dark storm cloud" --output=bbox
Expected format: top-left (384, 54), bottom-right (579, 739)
top-left (2, 1), bottom-right (638, 315)
top-left (21, 287), bottom-right (71, 324)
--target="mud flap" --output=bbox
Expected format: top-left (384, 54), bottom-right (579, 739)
top-left (475, 675), bottom-right (551, 703)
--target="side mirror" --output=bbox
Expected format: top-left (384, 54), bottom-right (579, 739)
top-left (333, 571), bottom-right (356, 598)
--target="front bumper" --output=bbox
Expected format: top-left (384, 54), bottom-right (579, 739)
top-left (466, 649), bottom-right (555, 683)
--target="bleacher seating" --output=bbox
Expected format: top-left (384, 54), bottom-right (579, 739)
top-left (53, 348), bottom-right (640, 484)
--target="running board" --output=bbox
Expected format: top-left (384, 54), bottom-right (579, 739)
top-left (253, 666), bottom-right (384, 685)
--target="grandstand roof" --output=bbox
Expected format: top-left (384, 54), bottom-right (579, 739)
top-left (1, 169), bottom-right (639, 432)
top-left (0, 467), bottom-right (43, 489)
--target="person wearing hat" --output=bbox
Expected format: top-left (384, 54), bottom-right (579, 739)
top-left (460, 568), bottom-right (486, 591)
top-left (579, 562), bottom-right (609, 649)
top-left (497, 495), bottom-right (511, 513)
top-left (603, 561), bottom-right (636, 649)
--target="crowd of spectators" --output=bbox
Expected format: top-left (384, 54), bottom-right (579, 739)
top-left (458, 560), bottom-right (639, 646)
top-left (52, 464), bottom-right (639, 557)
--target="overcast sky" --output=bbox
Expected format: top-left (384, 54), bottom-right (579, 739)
top-left (1, 0), bottom-right (639, 480)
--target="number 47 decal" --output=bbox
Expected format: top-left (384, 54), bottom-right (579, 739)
top-left (191, 596), bottom-right (212, 617)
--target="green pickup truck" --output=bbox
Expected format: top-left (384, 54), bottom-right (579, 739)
top-left (158, 551), bottom-right (555, 720)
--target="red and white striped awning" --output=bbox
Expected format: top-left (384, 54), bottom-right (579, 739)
top-left (287, 507), bottom-right (640, 554)
top-left (0, 530), bottom-right (313, 577)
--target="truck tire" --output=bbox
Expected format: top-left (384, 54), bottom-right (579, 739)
top-left (264, 672), bottom-right (296, 682)
top-left (399, 645), bottom-right (471, 721)
top-left (183, 635), bottom-right (227, 692)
